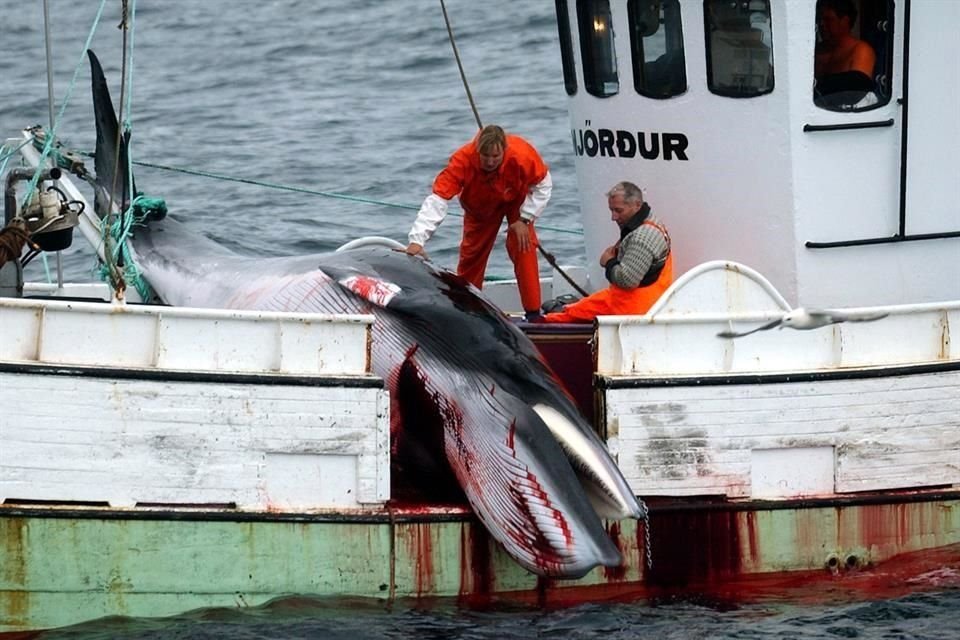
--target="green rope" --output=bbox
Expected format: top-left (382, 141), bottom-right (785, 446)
top-left (110, 157), bottom-right (585, 236)
top-left (0, 138), bottom-right (32, 176)
top-left (131, 158), bottom-right (422, 209)
top-left (21, 0), bottom-right (109, 208)
top-left (40, 253), bottom-right (52, 283)
top-left (98, 192), bottom-right (161, 302)
top-left (3, 138), bottom-right (58, 285)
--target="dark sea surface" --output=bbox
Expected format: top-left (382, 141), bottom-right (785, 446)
top-left (29, 584), bottom-right (960, 640)
top-left (4, 1), bottom-right (959, 638)
top-left (3, 0), bottom-right (584, 284)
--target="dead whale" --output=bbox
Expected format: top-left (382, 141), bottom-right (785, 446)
top-left (87, 50), bottom-right (645, 578)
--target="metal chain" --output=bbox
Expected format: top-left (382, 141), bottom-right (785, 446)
top-left (642, 503), bottom-right (653, 570)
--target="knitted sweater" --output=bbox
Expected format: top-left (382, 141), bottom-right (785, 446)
top-left (604, 204), bottom-right (671, 289)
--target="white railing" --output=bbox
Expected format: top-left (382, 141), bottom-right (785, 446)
top-left (597, 261), bottom-right (960, 376)
top-left (0, 296), bottom-right (374, 376)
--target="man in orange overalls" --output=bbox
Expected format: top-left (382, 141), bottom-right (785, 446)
top-left (405, 125), bottom-right (552, 320)
top-left (543, 181), bottom-right (672, 323)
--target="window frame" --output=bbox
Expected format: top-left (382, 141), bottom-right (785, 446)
top-left (556, 0), bottom-right (579, 96)
top-left (703, 0), bottom-right (776, 99)
top-left (577, 0), bottom-right (620, 99)
top-left (813, 0), bottom-right (895, 113)
top-left (628, 0), bottom-right (688, 99)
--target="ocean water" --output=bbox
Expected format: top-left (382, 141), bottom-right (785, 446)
top-left (3, 0), bottom-right (583, 284)
top-left (3, 1), bottom-right (959, 638)
top-left (28, 589), bottom-right (960, 640)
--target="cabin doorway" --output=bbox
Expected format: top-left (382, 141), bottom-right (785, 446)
top-left (805, 0), bottom-right (958, 247)
top-left (804, 0), bottom-right (901, 244)
top-left (900, 2), bottom-right (960, 236)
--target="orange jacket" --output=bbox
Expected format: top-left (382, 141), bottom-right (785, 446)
top-left (433, 134), bottom-right (548, 223)
top-left (542, 252), bottom-right (674, 324)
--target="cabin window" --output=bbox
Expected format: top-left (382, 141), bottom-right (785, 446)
top-left (577, 0), bottom-right (619, 98)
top-left (628, 0), bottom-right (687, 98)
top-left (814, 0), bottom-right (894, 112)
top-left (556, 0), bottom-right (578, 95)
top-left (704, 0), bottom-right (775, 98)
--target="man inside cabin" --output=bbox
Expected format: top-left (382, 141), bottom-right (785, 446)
top-left (405, 124), bottom-right (551, 321)
top-left (814, 0), bottom-right (877, 103)
top-left (542, 181), bottom-right (672, 324)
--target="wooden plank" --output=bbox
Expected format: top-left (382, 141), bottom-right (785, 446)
top-left (608, 369), bottom-right (960, 497)
top-left (0, 372), bottom-right (390, 508)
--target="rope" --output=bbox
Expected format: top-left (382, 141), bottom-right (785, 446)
top-left (439, 0), bottom-right (482, 129)
top-left (0, 220), bottom-right (38, 268)
top-left (103, 155), bottom-right (585, 235)
top-left (538, 244), bottom-right (589, 297)
top-left (438, 0), bottom-right (587, 297)
top-left (0, 139), bottom-right (33, 177)
top-left (98, 193), bottom-right (159, 302)
top-left (124, 158), bottom-right (417, 209)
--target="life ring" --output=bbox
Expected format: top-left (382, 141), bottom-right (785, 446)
top-left (335, 236), bottom-right (405, 252)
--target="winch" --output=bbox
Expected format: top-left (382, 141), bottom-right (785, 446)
top-left (4, 165), bottom-right (83, 253)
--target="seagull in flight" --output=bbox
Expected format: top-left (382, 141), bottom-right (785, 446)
top-left (717, 308), bottom-right (889, 339)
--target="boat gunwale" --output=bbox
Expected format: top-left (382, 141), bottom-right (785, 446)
top-left (598, 358), bottom-right (960, 388)
top-left (3, 488), bottom-right (958, 523)
top-left (0, 359), bottom-right (384, 387)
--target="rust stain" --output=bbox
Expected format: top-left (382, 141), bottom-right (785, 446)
top-left (938, 309), bottom-right (950, 360)
top-left (1, 517), bottom-right (29, 627)
top-left (841, 501), bottom-right (954, 564)
top-left (535, 575), bottom-right (552, 608)
top-left (794, 507), bottom-right (831, 569)
top-left (855, 502), bottom-right (907, 552)
top-left (365, 325), bottom-right (373, 373)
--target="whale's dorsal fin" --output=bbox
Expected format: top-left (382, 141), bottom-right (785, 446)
top-left (88, 49), bottom-right (136, 217)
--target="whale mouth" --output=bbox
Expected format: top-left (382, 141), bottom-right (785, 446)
top-left (434, 383), bottom-right (626, 578)
top-left (532, 403), bottom-right (645, 521)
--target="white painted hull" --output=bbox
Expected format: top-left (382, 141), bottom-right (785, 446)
top-left (590, 262), bottom-right (959, 501)
top-left (0, 296), bottom-right (390, 511)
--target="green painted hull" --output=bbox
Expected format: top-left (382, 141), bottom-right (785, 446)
top-left (3, 492), bottom-right (959, 633)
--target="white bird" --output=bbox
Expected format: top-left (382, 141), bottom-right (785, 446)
top-left (717, 308), bottom-right (889, 339)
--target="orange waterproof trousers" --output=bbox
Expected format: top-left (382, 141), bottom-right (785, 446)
top-left (543, 253), bottom-right (673, 323)
top-left (458, 214), bottom-right (542, 313)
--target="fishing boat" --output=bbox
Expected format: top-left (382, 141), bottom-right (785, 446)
top-left (2, 0), bottom-right (958, 633)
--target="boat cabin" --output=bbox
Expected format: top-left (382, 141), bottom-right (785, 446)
top-left (554, 0), bottom-right (959, 307)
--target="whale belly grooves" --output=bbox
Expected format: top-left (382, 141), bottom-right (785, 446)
top-left (87, 48), bottom-right (643, 578)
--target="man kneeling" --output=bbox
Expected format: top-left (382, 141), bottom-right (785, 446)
top-left (543, 181), bottom-right (672, 323)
